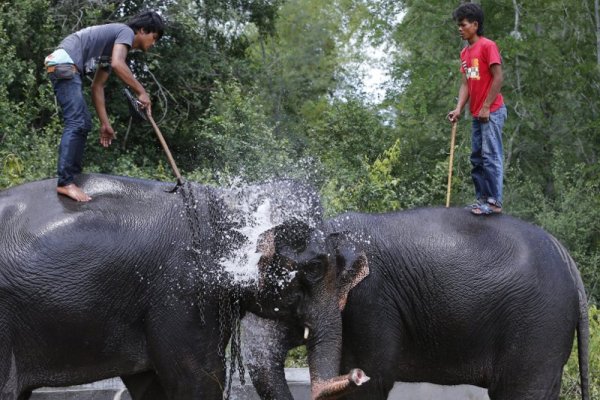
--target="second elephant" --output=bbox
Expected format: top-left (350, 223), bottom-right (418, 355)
top-left (243, 208), bottom-right (590, 400)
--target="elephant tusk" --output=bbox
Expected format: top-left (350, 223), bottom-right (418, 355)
top-left (304, 326), bottom-right (310, 339)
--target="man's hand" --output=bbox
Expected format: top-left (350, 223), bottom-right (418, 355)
top-left (137, 91), bottom-right (152, 116)
top-left (478, 105), bottom-right (490, 123)
top-left (447, 109), bottom-right (461, 123)
top-left (100, 124), bottom-right (116, 147)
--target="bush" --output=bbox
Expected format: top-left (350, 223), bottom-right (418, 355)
top-left (285, 345), bottom-right (308, 368)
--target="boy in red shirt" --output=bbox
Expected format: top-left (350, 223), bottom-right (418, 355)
top-left (448, 3), bottom-right (507, 215)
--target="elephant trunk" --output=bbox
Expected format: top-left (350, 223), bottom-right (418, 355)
top-left (311, 369), bottom-right (370, 400)
top-left (305, 305), bottom-right (369, 400)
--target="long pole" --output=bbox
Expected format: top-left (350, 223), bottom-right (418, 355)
top-left (446, 121), bottom-right (458, 208)
top-left (146, 111), bottom-right (184, 186)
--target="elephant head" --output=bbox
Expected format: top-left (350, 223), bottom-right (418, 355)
top-left (243, 219), bottom-right (370, 399)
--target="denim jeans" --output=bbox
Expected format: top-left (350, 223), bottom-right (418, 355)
top-left (470, 105), bottom-right (507, 206)
top-left (50, 72), bottom-right (92, 187)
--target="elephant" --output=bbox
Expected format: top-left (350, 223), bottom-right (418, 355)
top-left (0, 174), bottom-right (369, 400)
top-left (242, 208), bottom-right (590, 400)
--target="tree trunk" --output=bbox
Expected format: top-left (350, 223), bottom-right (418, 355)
top-left (595, 0), bottom-right (600, 66)
top-left (506, 0), bottom-right (523, 171)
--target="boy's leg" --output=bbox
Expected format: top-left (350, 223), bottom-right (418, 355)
top-left (470, 119), bottom-right (487, 201)
top-left (481, 105), bottom-right (507, 207)
top-left (52, 73), bottom-right (92, 201)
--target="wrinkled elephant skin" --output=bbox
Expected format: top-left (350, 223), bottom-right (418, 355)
top-left (243, 208), bottom-right (590, 400)
top-left (0, 174), bottom-right (361, 400)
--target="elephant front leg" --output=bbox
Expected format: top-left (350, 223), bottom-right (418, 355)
top-left (121, 371), bottom-right (168, 400)
top-left (242, 313), bottom-right (304, 400)
top-left (146, 308), bottom-right (227, 400)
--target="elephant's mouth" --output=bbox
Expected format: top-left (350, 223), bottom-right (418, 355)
top-left (311, 369), bottom-right (371, 400)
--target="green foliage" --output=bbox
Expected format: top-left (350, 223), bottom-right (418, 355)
top-left (285, 345), bottom-right (308, 368)
top-left (323, 139), bottom-right (401, 213)
top-left (191, 80), bottom-right (293, 182)
top-left (561, 305), bottom-right (600, 400)
top-left (322, 137), bottom-right (453, 214)
top-left (246, 0), bottom-right (347, 149)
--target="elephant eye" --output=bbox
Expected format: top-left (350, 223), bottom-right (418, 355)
top-left (302, 259), bottom-right (325, 283)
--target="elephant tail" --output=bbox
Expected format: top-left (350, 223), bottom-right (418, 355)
top-left (577, 294), bottom-right (590, 400)
top-left (552, 234), bottom-right (590, 400)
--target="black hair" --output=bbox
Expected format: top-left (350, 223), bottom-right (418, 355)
top-left (453, 3), bottom-right (484, 36)
top-left (126, 11), bottom-right (165, 40)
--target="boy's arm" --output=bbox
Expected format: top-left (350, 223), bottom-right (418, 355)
top-left (110, 43), bottom-right (151, 112)
top-left (90, 67), bottom-right (115, 147)
top-left (477, 63), bottom-right (503, 122)
top-left (448, 74), bottom-right (469, 123)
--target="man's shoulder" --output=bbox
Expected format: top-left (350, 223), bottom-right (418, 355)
top-left (94, 23), bottom-right (134, 34)
top-left (479, 36), bottom-right (500, 48)
top-left (91, 23), bottom-right (134, 46)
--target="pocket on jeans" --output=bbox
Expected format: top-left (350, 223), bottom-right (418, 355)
top-left (53, 64), bottom-right (75, 80)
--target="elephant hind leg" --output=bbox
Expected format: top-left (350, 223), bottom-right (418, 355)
top-left (121, 371), bottom-right (168, 400)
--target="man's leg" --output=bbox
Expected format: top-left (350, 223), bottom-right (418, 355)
top-left (52, 73), bottom-right (92, 201)
top-left (481, 105), bottom-right (507, 208)
top-left (470, 119), bottom-right (487, 202)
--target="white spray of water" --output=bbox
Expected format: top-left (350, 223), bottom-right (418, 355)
top-left (221, 198), bottom-right (274, 284)
top-left (216, 179), bottom-right (321, 287)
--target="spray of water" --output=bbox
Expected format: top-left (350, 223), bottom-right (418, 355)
top-left (221, 198), bottom-right (273, 283)
top-left (215, 178), bottom-right (323, 288)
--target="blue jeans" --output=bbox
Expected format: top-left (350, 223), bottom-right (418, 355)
top-left (470, 105), bottom-right (507, 206)
top-left (50, 72), bottom-right (92, 187)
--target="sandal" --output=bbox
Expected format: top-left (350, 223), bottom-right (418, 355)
top-left (471, 202), bottom-right (502, 215)
top-left (466, 199), bottom-right (486, 210)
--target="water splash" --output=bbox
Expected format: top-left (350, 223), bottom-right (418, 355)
top-left (220, 198), bottom-right (273, 284)
top-left (216, 178), bottom-right (322, 287)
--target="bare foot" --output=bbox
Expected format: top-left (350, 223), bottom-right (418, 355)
top-left (57, 184), bottom-right (92, 202)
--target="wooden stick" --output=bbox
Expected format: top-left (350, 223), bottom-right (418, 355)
top-left (446, 121), bottom-right (458, 208)
top-left (146, 111), bottom-right (184, 186)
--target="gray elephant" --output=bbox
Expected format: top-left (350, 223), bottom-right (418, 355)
top-left (243, 208), bottom-right (590, 400)
top-left (0, 174), bottom-right (368, 400)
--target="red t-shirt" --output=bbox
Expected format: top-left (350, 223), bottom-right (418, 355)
top-left (460, 37), bottom-right (504, 117)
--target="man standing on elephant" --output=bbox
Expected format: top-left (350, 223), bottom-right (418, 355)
top-left (45, 11), bottom-right (164, 202)
top-left (447, 3), bottom-right (507, 216)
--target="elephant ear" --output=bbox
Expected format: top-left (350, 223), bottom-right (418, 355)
top-left (326, 232), bottom-right (370, 311)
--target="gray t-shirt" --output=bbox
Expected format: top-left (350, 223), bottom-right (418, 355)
top-left (59, 23), bottom-right (135, 73)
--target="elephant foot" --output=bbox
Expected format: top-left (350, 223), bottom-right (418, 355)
top-left (311, 369), bottom-right (370, 400)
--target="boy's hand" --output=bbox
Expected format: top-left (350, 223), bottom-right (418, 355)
top-left (447, 109), bottom-right (461, 123)
top-left (478, 106), bottom-right (490, 123)
top-left (137, 92), bottom-right (152, 116)
top-left (100, 124), bottom-right (116, 148)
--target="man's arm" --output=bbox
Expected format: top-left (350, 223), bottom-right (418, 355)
top-left (110, 43), bottom-right (151, 111)
top-left (477, 63), bottom-right (503, 122)
top-left (90, 67), bottom-right (115, 147)
top-left (448, 74), bottom-right (469, 123)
